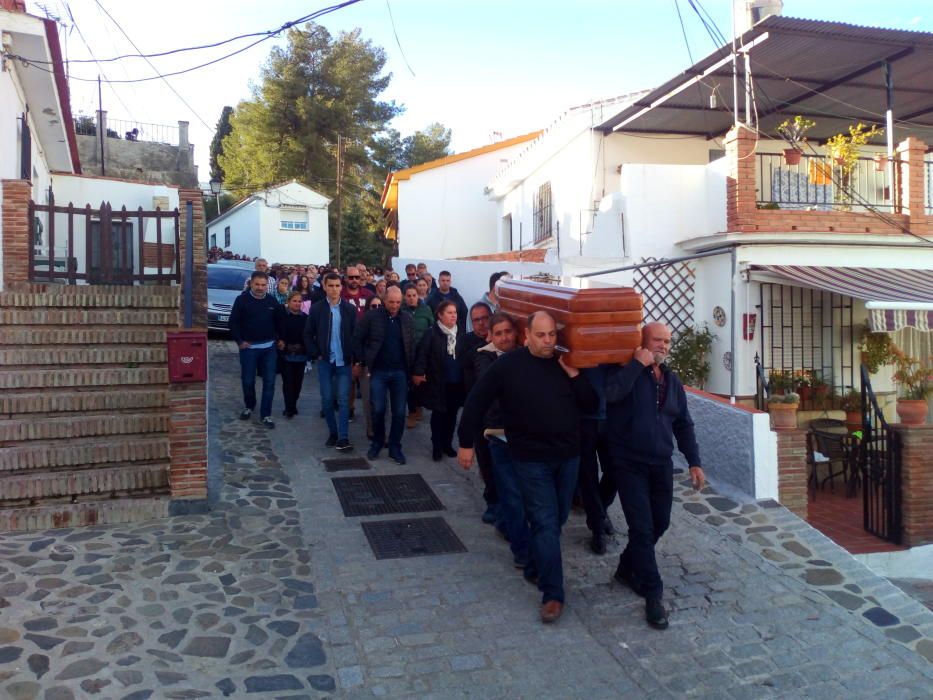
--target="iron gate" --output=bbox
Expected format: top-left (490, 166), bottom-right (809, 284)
top-left (860, 365), bottom-right (903, 543)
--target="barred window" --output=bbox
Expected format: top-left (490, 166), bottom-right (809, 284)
top-left (532, 182), bottom-right (552, 244)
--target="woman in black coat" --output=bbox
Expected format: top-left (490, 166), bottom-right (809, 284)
top-left (275, 291), bottom-right (309, 418)
top-left (413, 300), bottom-right (464, 461)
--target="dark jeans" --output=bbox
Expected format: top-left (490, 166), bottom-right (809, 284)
top-left (613, 459), bottom-right (674, 600)
top-left (239, 345), bottom-right (277, 418)
top-left (488, 438), bottom-right (530, 567)
top-left (318, 362), bottom-right (351, 440)
top-left (429, 382), bottom-right (464, 453)
top-left (281, 359), bottom-right (306, 415)
top-left (475, 435), bottom-right (497, 506)
top-left (579, 419), bottom-right (615, 532)
top-left (370, 369), bottom-right (408, 451)
top-left (512, 456), bottom-right (579, 604)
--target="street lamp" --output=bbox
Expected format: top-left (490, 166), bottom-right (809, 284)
top-left (209, 178), bottom-right (222, 219)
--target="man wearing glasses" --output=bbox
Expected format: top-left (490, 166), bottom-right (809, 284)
top-left (341, 267), bottom-right (374, 422)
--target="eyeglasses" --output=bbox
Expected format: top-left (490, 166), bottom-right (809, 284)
top-left (370, 304), bottom-right (382, 309)
top-left (347, 275), bottom-right (360, 280)
top-left (472, 316), bottom-right (490, 323)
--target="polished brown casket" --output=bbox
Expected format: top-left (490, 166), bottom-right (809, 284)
top-left (497, 278), bottom-right (643, 368)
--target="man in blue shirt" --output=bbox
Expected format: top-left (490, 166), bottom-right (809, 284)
top-left (229, 271), bottom-right (280, 428)
top-left (304, 273), bottom-right (357, 451)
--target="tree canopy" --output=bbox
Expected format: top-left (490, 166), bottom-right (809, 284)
top-left (217, 23), bottom-right (453, 267)
top-left (209, 106), bottom-right (234, 182)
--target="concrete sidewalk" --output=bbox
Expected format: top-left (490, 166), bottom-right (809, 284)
top-left (0, 341), bottom-right (931, 699)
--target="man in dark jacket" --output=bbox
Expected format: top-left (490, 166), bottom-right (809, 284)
top-left (425, 270), bottom-right (469, 334)
top-left (605, 322), bottom-right (705, 631)
top-left (304, 272), bottom-right (357, 451)
top-left (229, 271), bottom-right (280, 428)
top-left (353, 287), bottom-right (417, 464)
top-left (456, 302), bottom-right (497, 523)
top-left (458, 311), bottom-right (598, 624)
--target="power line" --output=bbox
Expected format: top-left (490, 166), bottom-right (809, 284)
top-left (2, 0), bottom-right (363, 84)
top-left (384, 0), bottom-right (415, 77)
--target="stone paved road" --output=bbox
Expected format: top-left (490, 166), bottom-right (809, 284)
top-left (1, 340), bottom-right (932, 699)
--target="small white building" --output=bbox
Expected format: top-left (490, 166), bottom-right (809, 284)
top-left (206, 181), bottom-right (331, 265)
top-left (381, 132), bottom-right (540, 260)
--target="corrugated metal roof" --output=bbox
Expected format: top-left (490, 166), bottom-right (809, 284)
top-left (598, 15), bottom-right (933, 143)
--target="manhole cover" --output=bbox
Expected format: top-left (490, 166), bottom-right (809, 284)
top-left (323, 457), bottom-right (371, 472)
top-left (331, 474), bottom-right (443, 517)
top-left (361, 517), bottom-right (466, 560)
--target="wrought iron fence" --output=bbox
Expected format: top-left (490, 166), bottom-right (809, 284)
top-left (756, 153), bottom-right (895, 212)
top-left (28, 192), bottom-right (180, 285)
top-left (860, 365), bottom-right (903, 544)
top-left (72, 115), bottom-right (180, 146)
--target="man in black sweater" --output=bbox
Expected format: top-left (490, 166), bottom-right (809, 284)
top-left (605, 322), bottom-right (705, 631)
top-left (458, 311), bottom-right (598, 624)
top-left (229, 271), bottom-right (281, 428)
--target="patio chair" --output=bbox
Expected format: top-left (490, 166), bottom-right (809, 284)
top-left (811, 428), bottom-right (861, 497)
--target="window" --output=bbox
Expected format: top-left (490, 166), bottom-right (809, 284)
top-left (224, 226), bottom-right (230, 247)
top-left (280, 208), bottom-right (309, 231)
top-left (210, 233), bottom-right (217, 247)
top-left (532, 182), bottom-right (552, 244)
top-left (19, 112), bottom-right (32, 181)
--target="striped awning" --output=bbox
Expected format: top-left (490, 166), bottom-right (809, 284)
top-left (751, 265), bottom-right (933, 332)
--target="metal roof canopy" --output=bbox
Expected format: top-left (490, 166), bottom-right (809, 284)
top-left (598, 16), bottom-right (933, 143)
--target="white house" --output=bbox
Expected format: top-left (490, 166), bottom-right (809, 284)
top-left (206, 181), bottom-right (331, 265)
top-left (381, 132), bottom-right (540, 260)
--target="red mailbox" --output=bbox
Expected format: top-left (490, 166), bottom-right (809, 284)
top-left (167, 331), bottom-right (208, 383)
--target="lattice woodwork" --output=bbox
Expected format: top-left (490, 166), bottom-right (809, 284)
top-left (633, 258), bottom-right (695, 338)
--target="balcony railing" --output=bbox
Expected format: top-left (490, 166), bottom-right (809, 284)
top-left (73, 115), bottom-right (180, 146)
top-left (756, 153), bottom-right (895, 213)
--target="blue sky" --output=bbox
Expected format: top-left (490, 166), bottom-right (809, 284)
top-left (25, 0), bottom-right (932, 178)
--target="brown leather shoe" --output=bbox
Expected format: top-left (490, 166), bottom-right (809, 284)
top-left (406, 413), bottom-right (418, 429)
top-left (540, 600), bottom-right (563, 624)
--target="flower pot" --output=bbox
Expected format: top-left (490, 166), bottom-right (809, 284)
top-left (783, 148), bottom-right (802, 166)
top-left (874, 154), bottom-right (886, 172)
top-left (769, 402), bottom-right (799, 430)
top-left (845, 410), bottom-right (862, 433)
top-left (797, 386), bottom-right (812, 403)
top-left (896, 399), bottom-right (929, 426)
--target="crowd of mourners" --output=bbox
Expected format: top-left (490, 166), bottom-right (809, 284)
top-left (228, 257), bottom-right (705, 630)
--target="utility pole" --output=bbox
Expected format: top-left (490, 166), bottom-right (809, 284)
top-left (98, 75), bottom-right (105, 176)
top-left (335, 134), bottom-right (344, 269)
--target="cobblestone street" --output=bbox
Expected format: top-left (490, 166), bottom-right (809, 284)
top-left (1, 341), bottom-right (933, 698)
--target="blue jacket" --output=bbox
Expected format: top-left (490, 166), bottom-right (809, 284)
top-left (229, 290), bottom-right (279, 346)
top-left (605, 361), bottom-right (701, 467)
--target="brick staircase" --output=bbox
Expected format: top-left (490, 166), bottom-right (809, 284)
top-left (0, 283), bottom-right (181, 530)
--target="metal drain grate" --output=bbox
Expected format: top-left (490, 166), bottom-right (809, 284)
top-left (323, 457), bottom-right (371, 472)
top-left (361, 517), bottom-right (466, 559)
top-left (331, 474), bottom-right (443, 517)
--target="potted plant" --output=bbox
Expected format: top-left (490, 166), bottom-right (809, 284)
top-left (768, 392), bottom-right (800, 430)
top-left (777, 116), bottom-right (815, 165)
top-left (892, 352), bottom-right (931, 425)
top-left (793, 370), bottom-right (813, 403)
top-left (667, 325), bottom-right (716, 389)
top-left (811, 372), bottom-right (830, 405)
top-left (768, 370), bottom-right (789, 396)
top-left (858, 324), bottom-right (896, 374)
top-left (841, 389), bottom-right (862, 433)
top-left (825, 123), bottom-right (884, 209)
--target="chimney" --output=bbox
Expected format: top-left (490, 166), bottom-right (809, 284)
top-left (0, 0), bottom-right (28, 12)
top-left (733, 0), bottom-right (783, 35)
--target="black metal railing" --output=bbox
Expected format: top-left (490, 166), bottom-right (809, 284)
top-left (756, 153), bottom-right (895, 212)
top-left (28, 192), bottom-right (180, 285)
top-left (860, 365), bottom-right (903, 544)
top-left (754, 353), bottom-right (770, 410)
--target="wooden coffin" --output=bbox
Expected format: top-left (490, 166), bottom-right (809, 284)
top-left (497, 278), bottom-right (643, 368)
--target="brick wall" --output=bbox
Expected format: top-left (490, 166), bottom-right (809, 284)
top-left (724, 128), bottom-right (933, 236)
top-left (168, 377), bottom-right (208, 500)
top-left (1, 179), bottom-right (32, 288)
top-left (775, 428), bottom-right (808, 519)
top-left (893, 424), bottom-right (933, 547)
top-left (177, 188), bottom-right (207, 328)
top-left (142, 241), bottom-right (176, 269)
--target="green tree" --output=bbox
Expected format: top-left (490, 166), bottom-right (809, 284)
top-left (209, 106), bottom-right (234, 181)
top-left (401, 122), bottom-right (451, 167)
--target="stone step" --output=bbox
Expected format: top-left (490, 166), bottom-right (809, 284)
top-left (0, 435), bottom-right (170, 472)
top-left (0, 496), bottom-right (170, 531)
top-left (0, 345), bottom-right (167, 367)
top-left (0, 463), bottom-right (170, 503)
top-left (0, 366), bottom-right (167, 390)
top-left (0, 387), bottom-right (168, 415)
top-left (0, 327), bottom-right (168, 346)
top-left (0, 290), bottom-right (180, 308)
top-left (0, 308), bottom-right (179, 326)
top-left (0, 412), bottom-right (170, 443)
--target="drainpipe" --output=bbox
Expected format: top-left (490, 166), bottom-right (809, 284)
top-left (730, 247), bottom-right (737, 404)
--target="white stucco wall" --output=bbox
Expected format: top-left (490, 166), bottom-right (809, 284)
top-left (396, 142), bottom-right (530, 261)
top-left (208, 201), bottom-right (261, 259)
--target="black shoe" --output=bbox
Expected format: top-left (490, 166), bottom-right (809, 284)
top-left (613, 564), bottom-right (645, 597)
top-left (367, 445), bottom-right (380, 460)
top-left (432, 449), bottom-right (443, 462)
top-left (603, 517), bottom-right (616, 536)
top-left (443, 447), bottom-right (457, 458)
top-left (481, 505), bottom-right (498, 525)
top-left (646, 598), bottom-right (669, 630)
top-left (319, 409), bottom-right (325, 418)
top-left (325, 434), bottom-right (338, 447)
top-left (388, 449), bottom-right (406, 465)
top-left (261, 416), bottom-right (275, 429)
top-left (589, 532), bottom-right (607, 556)
top-left (348, 409), bottom-right (356, 423)
top-left (335, 439), bottom-right (352, 452)
top-left (282, 410), bottom-right (288, 417)
top-left (522, 568), bottom-right (539, 586)
top-left (239, 408), bottom-right (252, 420)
